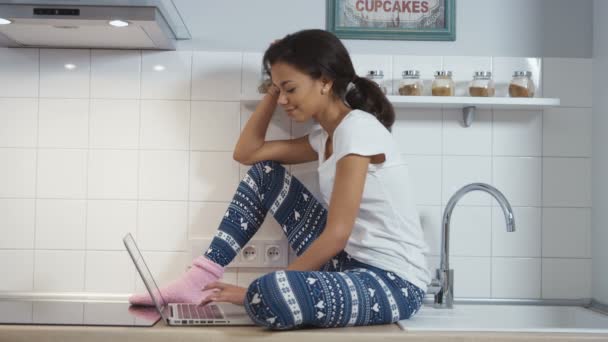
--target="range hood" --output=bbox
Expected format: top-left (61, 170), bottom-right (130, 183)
top-left (0, 0), bottom-right (191, 50)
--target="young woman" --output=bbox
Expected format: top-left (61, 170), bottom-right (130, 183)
top-left (129, 29), bottom-right (431, 330)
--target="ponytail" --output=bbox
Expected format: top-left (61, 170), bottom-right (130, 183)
top-left (344, 76), bottom-right (395, 132)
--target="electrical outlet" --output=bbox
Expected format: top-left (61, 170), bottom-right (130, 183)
top-left (191, 238), bottom-right (288, 268)
top-left (263, 241), bottom-right (288, 268)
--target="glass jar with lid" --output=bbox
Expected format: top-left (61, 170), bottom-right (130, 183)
top-left (365, 70), bottom-right (387, 94)
top-left (257, 66), bottom-right (273, 94)
top-left (399, 70), bottom-right (423, 96)
top-left (509, 71), bottom-right (535, 97)
top-left (469, 71), bottom-right (495, 97)
top-left (432, 71), bottom-right (454, 96)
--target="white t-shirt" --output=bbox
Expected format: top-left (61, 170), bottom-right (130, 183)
top-left (307, 109), bottom-right (431, 292)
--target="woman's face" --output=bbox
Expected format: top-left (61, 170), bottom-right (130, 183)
top-left (270, 62), bottom-right (330, 122)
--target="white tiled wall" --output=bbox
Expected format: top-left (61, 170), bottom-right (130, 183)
top-left (0, 48), bottom-right (592, 301)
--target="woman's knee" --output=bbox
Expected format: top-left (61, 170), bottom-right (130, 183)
top-left (244, 271), bottom-right (297, 330)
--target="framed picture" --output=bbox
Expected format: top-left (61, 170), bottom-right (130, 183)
top-left (326, 0), bottom-right (455, 41)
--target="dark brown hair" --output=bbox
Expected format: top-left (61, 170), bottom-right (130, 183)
top-left (262, 29), bottom-right (395, 132)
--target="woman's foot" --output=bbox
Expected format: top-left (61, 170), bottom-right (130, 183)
top-left (129, 256), bottom-right (224, 306)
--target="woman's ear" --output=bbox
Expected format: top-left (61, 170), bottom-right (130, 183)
top-left (320, 77), bottom-right (334, 95)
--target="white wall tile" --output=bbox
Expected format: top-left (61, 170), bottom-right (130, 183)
top-left (87, 150), bottom-right (138, 199)
top-left (492, 57), bottom-right (542, 97)
top-left (236, 268), bottom-right (275, 288)
top-left (542, 258), bottom-right (591, 299)
top-left (189, 152), bottom-right (239, 202)
top-left (543, 58), bottom-right (592, 107)
top-left (542, 208), bottom-right (591, 258)
top-left (85, 251), bottom-right (135, 293)
top-left (33, 302), bottom-right (82, 324)
top-left (221, 270), bottom-right (238, 284)
top-left (89, 99), bottom-right (139, 149)
top-left (0, 98), bottom-right (38, 147)
top-left (492, 206), bottom-right (541, 257)
top-left (392, 55), bottom-right (442, 96)
top-left (242, 52), bottom-right (264, 97)
top-left (0, 301), bottom-right (32, 324)
top-left (189, 202), bottom-right (229, 238)
top-left (442, 156), bottom-right (492, 206)
top-left (139, 151), bottom-right (189, 201)
top-left (0, 48), bottom-right (39, 97)
top-left (137, 201), bottom-right (188, 252)
top-left (191, 101), bottom-right (240, 151)
top-left (393, 109), bottom-right (442, 155)
top-left (443, 109), bottom-right (492, 155)
top-left (543, 107), bottom-right (592, 157)
top-left (351, 54), bottom-right (393, 94)
top-left (91, 50), bottom-right (141, 99)
top-left (451, 257), bottom-right (491, 298)
top-left (35, 199), bottom-right (86, 250)
top-left (192, 52), bottom-right (242, 101)
top-left (0, 250), bottom-right (34, 291)
top-left (241, 105), bottom-right (290, 141)
top-left (443, 56), bottom-right (492, 97)
top-left (493, 157), bottom-right (541, 206)
top-left (135, 251), bottom-right (190, 292)
top-left (38, 99), bottom-right (89, 148)
top-left (492, 258), bottom-right (541, 299)
top-left (542, 158), bottom-right (591, 207)
top-left (290, 161), bottom-right (323, 204)
top-left (417, 206), bottom-right (442, 256)
top-left (36, 149), bottom-right (87, 199)
top-left (34, 250), bottom-right (85, 291)
top-left (493, 110), bottom-right (542, 156)
top-left (448, 206), bottom-right (491, 257)
top-left (87, 200), bottom-right (137, 251)
top-left (0, 149), bottom-right (36, 197)
top-left (402, 155), bottom-right (441, 205)
top-left (40, 49), bottom-right (90, 98)
top-left (142, 50), bottom-right (192, 100)
top-left (0, 199), bottom-right (35, 249)
top-left (140, 100), bottom-right (190, 150)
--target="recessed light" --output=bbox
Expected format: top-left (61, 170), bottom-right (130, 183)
top-left (64, 64), bottom-right (76, 70)
top-left (0, 18), bottom-right (12, 25)
top-left (108, 20), bottom-right (129, 27)
top-left (153, 65), bottom-right (165, 71)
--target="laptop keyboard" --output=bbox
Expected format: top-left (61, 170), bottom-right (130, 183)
top-left (176, 303), bottom-right (224, 320)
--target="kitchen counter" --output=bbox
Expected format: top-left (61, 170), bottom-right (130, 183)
top-left (1, 321), bottom-right (608, 342)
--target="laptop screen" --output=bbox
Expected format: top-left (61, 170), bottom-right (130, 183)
top-left (123, 233), bottom-right (169, 322)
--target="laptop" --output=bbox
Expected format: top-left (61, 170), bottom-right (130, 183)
top-left (123, 233), bottom-right (254, 326)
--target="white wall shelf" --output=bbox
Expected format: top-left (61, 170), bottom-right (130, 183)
top-left (241, 95), bottom-right (561, 127)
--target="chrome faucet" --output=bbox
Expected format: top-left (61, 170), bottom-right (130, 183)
top-left (428, 183), bottom-right (515, 308)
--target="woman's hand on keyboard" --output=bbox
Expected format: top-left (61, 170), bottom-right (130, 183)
top-left (199, 281), bottom-right (247, 306)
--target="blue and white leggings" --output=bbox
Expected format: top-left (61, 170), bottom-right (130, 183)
top-left (203, 160), bottom-right (425, 330)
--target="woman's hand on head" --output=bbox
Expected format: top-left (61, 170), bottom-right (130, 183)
top-left (199, 281), bottom-right (248, 306)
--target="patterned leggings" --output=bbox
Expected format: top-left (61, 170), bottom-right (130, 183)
top-left (203, 160), bottom-right (425, 330)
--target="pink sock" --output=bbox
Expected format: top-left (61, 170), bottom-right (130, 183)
top-left (129, 256), bottom-right (224, 306)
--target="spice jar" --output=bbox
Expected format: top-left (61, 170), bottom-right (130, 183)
top-left (469, 71), bottom-right (495, 97)
top-left (432, 71), bottom-right (454, 96)
top-left (257, 66), bottom-right (273, 94)
top-left (509, 71), bottom-right (535, 97)
top-left (365, 70), bottom-right (387, 94)
top-left (399, 70), bottom-right (423, 96)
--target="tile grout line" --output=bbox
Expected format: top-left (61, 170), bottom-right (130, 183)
top-left (134, 49), bottom-right (143, 292)
top-left (82, 48), bottom-right (92, 293)
top-left (31, 48), bottom-right (41, 298)
top-left (186, 50), bottom-right (194, 261)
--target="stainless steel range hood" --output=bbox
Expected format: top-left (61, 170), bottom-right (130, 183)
top-left (0, 0), bottom-right (191, 50)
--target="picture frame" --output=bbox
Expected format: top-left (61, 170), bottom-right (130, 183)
top-left (326, 0), bottom-right (456, 41)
